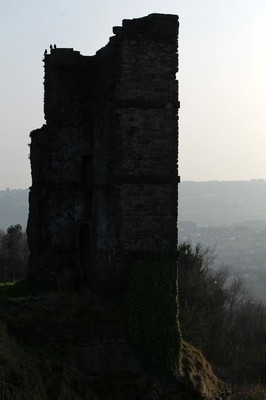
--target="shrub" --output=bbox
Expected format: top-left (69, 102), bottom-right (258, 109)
top-left (0, 224), bottom-right (28, 282)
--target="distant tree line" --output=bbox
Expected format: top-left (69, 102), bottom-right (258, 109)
top-left (0, 224), bottom-right (28, 282)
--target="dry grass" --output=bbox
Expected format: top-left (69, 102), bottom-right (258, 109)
top-left (232, 384), bottom-right (266, 400)
top-left (179, 340), bottom-right (229, 400)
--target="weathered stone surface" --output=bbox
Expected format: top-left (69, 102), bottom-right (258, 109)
top-left (27, 14), bottom-right (179, 291)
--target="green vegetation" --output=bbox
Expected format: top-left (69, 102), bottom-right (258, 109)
top-left (0, 240), bottom-right (227, 399)
top-left (127, 255), bottom-right (181, 378)
top-left (3, 224), bottom-right (266, 398)
top-left (0, 280), bottom-right (184, 400)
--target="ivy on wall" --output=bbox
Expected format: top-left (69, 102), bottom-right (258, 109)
top-left (126, 254), bottom-right (181, 377)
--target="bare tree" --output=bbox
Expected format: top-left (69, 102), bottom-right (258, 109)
top-left (0, 224), bottom-right (28, 282)
top-left (178, 242), bottom-right (266, 374)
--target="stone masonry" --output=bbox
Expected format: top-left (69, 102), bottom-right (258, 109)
top-left (27, 13), bottom-right (179, 291)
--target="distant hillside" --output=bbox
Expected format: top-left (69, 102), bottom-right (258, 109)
top-left (1, 181), bottom-right (266, 231)
top-left (0, 189), bottom-right (28, 230)
top-left (179, 180), bottom-right (266, 226)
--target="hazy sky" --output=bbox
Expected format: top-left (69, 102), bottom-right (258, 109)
top-left (1, 0), bottom-right (266, 189)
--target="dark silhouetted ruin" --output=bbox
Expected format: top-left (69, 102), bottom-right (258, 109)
top-left (27, 13), bottom-right (179, 291)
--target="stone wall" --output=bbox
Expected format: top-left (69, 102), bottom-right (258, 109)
top-left (27, 13), bottom-right (179, 292)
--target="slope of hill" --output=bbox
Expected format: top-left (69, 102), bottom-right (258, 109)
top-left (0, 281), bottom-right (227, 400)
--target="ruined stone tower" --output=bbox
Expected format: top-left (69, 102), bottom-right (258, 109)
top-left (27, 13), bottom-right (179, 291)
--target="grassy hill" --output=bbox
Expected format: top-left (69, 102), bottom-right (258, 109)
top-left (0, 280), bottom-right (227, 400)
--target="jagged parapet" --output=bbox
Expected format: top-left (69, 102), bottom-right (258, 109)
top-left (27, 14), bottom-right (179, 291)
